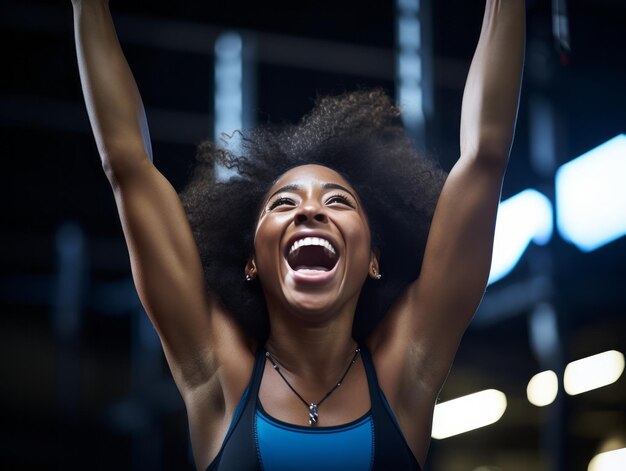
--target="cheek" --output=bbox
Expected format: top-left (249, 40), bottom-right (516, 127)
top-left (352, 214), bottom-right (372, 243)
top-left (254, 216), bottom-right (278, 246)
top-left (343, 219), bottom-right (372, 253)
top-left (253, 217), bottom-right (287, 269)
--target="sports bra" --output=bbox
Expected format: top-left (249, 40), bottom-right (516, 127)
top-left (206, 346), bottom-right (422, 471)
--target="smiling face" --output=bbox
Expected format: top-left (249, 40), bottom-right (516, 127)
top-left (249, 164), bottom-right (378, 323)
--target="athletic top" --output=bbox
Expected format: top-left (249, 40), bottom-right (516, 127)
top-left (206, 346), bottom-right (422, 471)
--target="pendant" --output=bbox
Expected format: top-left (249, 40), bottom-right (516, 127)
top-left (309, 403), bottom-right (318, 426)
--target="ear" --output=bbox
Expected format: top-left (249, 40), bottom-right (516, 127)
top-left (245, 256), bottom-right (257, 281)
top-left (369, 248), bottom-right (381, 279)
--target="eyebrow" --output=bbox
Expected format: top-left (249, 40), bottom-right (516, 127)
top-left (267, 183), bottom-right (358, 202)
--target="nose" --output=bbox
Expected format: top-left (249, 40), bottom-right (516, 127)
top-left (295, 201), bottom-right (328, 225)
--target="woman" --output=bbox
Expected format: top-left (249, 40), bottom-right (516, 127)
top-left (72, 0), bottom-right (525, 469)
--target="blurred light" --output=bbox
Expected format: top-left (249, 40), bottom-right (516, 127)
top-left (395, 0), bottom-right (424, 133)
top-left (529, 303), bottom-right (560, 364)
top-left (398, 85), bottom-right (423, 123)
top-left (527, 370), bottom-right (558, 407)
top-left (432, 389), bottom-right (507, 439)
top-left (398, 54), bottom-right (422, 81)
top-left (528, 96), bottom-right (557, 176)
top-left (564, 350), bottom-right (625, 396)
top-left (214, 32), bottom-right (243, 180)
top-left (488, 189), bottom-right (553, 284)
top-left (214, 32), bottom-right (242, 137)
top-left (588, 448), bottom-right (626, 471)
top-left (398, 17), bottom-right (421, 49)
top-left (556, 134), bottom-right (626, 252)
top-left (397, 0), bottom-right (420, 14)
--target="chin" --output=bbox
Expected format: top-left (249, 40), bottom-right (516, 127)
top-left (286, 297), bottom-right (337, 320)
top-left (281, 289), bottom-right (357, 327)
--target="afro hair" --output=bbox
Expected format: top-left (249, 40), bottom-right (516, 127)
top-left (181, 89), bottom-right (447, 343)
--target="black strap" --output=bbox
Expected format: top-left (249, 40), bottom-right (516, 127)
top-left (360, 346), bottom-right (422, 471)
top-left (209, 347), bottom-right (421, 471)
top-left (207, 348), bottom-right (266, 471)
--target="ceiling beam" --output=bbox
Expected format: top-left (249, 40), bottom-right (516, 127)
top-left (1, 1), bottom-right (464, 85)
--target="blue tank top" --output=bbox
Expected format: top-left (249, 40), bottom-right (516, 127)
top-left (206, 346), bottom-right (422, 471)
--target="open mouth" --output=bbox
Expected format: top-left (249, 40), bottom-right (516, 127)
top-left (286, 237), bottom-right (339, 272)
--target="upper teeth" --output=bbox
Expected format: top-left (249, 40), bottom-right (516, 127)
top-left (289, 237), bottom-right (336, 256)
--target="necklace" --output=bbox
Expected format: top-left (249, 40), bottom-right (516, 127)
top-left (264, 347), bottom-right (361, 426)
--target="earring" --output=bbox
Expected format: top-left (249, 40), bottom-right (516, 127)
top-left (245, 274), bottom-right (253, 281)
top-left (373, 269), bottom-right (382, 280)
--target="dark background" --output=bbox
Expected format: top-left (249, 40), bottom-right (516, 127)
top-left (1, 0), bottom-right (625, 470)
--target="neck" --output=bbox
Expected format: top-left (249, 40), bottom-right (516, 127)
top-left (264, 305), bottom-right (358, 381)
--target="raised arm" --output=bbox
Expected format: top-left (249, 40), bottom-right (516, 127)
top-left (73, 0), bottom-right (153, 167)
top-left (72, 0), bottom-right (251, 392)
top-left (460, 0), bottom-right (526, 161)
top-left (416, 0), bottom-right (525, 376)
top-left (373, 1), bottom-right (525, 390)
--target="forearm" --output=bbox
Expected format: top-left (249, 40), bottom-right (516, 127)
top-left (72, 0), bottom-right (153, 171)
top-left (460, 0), bottom-right (525, 163)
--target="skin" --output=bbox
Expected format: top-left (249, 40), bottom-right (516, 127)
top-left (250, 164), bottom-right (377, 328)
top-left (72, 0), bottom-right (525, 469)
top-left (249, 164), bottom-right (378, 436)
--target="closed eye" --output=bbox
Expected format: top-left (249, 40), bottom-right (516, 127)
top-left (268, 197), bottom-right (296, 211)
top-left (326, 193), bottom-right (355, 208)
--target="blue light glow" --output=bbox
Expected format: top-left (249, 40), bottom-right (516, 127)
top-left (395, 0), bottom-right (424, 132)
top-left (214, 32), bottom-right (243, 180)
top-left (556, 134), bottom-right (626, 252)
top-left (489, 189), bottom-right (553, 285)
top-left (214, 33), bottom-right (243, 140)
top-left (398, 17), bottom-right (421, 49)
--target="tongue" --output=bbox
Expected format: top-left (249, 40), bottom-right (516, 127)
top-left (288, 246), bottom-right (336, 272)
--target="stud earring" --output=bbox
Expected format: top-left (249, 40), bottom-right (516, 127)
top-left (373, 269), bottom-right (382, 280)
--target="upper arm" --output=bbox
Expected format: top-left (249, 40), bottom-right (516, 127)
top-left (415, 154), bottom-right (505, 341)
top-left (107, 152), bottom-right (252, 391)
top-left (371, 153), bottom-right (506, 389)
top-left (72, 0), bottom-right (253, 403)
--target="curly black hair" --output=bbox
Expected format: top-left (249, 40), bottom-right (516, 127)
top-left (181, 89), bottom-right (447, 343)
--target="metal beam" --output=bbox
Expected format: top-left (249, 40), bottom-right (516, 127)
top-left (0, 95), bottom-right (210, 145)
top-left (1, 1), bottom-right (464, 84)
